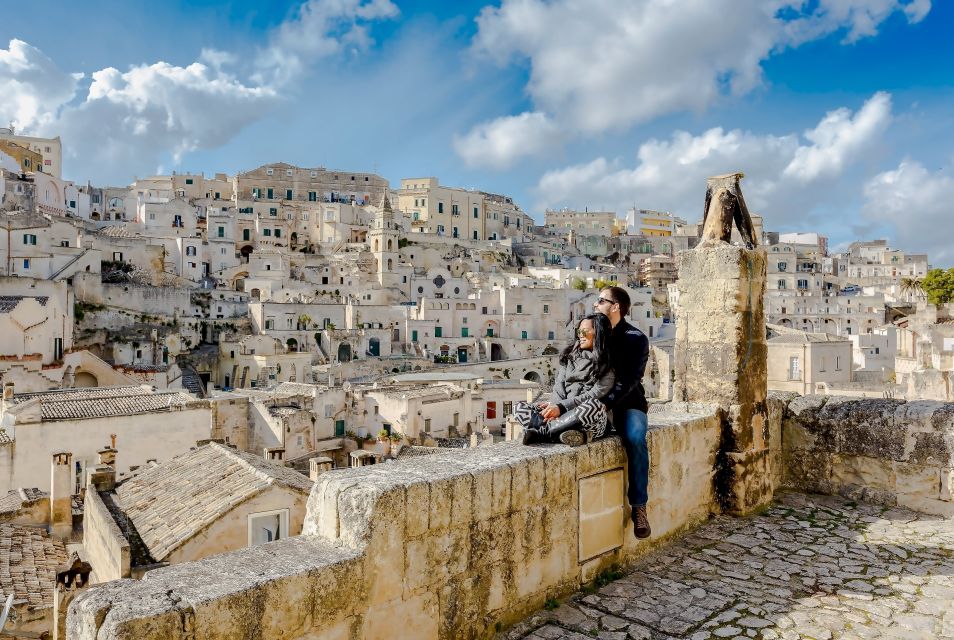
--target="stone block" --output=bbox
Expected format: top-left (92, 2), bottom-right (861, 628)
top-left (492, 465), bottom-right (513, 515)
top-left (472, 469), bottom-right (494, 521)
top-left (830, 454), bottom-right (896, 494)
top-left (942, 468), bottom-right (954, 502)
top-left (894, 462), bottom-right (940, 502)
top-left (448, 473), bottom-right (475, 525)
top-left (406, 481), bottom-right (430, 537)
top-left (364, 592), bottom-right (438, 640)
top-left (510, 462), bottom-right (531, 511)
top-left (429, 478), bottom-right (454, 531)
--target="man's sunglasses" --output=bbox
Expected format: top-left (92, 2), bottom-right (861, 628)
top-left (596, 297), bottom-right (616, 306)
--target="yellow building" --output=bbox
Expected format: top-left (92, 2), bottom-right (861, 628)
top-left (0, 128), bottom-right (62, 178)
top-left (627, 208), bottom-right (681, 237)
top-left (397, 177), bottom-right (486, 241)
top-left (0, 140), bottom-right (43, 174)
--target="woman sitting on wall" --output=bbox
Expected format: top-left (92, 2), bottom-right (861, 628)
top-left (515, 313), bottom-right (615, 446)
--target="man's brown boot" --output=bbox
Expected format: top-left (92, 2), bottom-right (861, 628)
top-left (633, 505), bottom-right (651, 539)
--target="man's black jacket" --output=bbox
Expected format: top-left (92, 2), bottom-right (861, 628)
top-left (601, 318), bottom-right (649, 414)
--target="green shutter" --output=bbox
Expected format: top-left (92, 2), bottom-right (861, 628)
top-left (335, 420), bottom-right (345, 437)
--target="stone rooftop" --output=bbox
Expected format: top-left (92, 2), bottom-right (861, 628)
top-left (503, 492), bottom-right (954, 640)
top-left (114, 443), bottom-right (312, 561)
top-left (7, 385), bottom-right (195, 420)
top-left (0, 523), bottom-right (66, 608)
top-left (0, 487), bottom-right (47, 516)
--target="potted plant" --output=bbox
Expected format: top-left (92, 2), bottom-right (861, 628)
top-left (389, 431), bottom-right (405, 456)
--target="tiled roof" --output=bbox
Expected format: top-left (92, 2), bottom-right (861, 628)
top-left (98, 224), bottom-right (140, 238)
top-left (0, 488), bottom-right (47, 516)
top-left (0, 524), bottom-right (66, 609)
top-left (9, 385), bottom-right (196, 421)
top-left (115, 443), bottom-right (312, 561)
top-left (0, 296), bottom-right (49, 313)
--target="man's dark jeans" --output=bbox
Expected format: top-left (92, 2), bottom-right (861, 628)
top-left (616, 408), bottom-right (649, 507)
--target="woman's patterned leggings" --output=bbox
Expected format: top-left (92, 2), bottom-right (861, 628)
top-left (513, 398), bottom-right (609, 439)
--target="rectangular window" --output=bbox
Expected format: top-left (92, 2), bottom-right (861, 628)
top-left (243, 228), bottom-right (251, 241)
top-left (778, 280), bottom-right (786, 289)
top-left (473, 207), bottom-right (479, 218)
top-left (516, 305), bottom-right (523, 314)
top-left (424, 418), bottom-right (432, 432)
top-left (434, 326), bottom-right (442, 338)
top-left (789, 356), bottom-right (800, 380)
top-left (252, 188), bottom-right (260, 198)
top-left (275, 229), bottom-right (281, 238)
top-left (22, 259), bottom-right (30, 269)
top-left (521, 330), bottom-right (528, 339)
top-left (248, 509), bottom-right (289, 546)
top-left (23, 234), bottom-right (37, 245)
top-left (412, 330), bottom-right (418, 342)
top-left (267, 188), bottom-right (274, 200)
top-left (269, 207), bottom-right (277, 216)
top-left (473, 230), bottom-right (478, 240)
top-left (438, 202), bottom-right (444, 214)
top-left (543, 304), bottom-right (549, 314)
top-left (69, 200), bottom-right (76, 208)
top-left (453, 413), bottom-right (459, 427)
top-left (461, 328), bottom-right (469, 338)
top-left (215, 192), bottom-right (221, 199)
top-left (503, 401), bottom-right (513, 416)
top-left (437, 224), bottom-right (445, 234)
top-left (835, 356), bottom-right (842, 370)
top-left (284, 189), bottom-right (293, 200)
top-left (452, 204), bottom-right (459, 216)
top-left (263, 229), bottom-right (271, 236)
top-left (217, 226), bottom-right (224, 238)
top-left (548, 331), bottom-right (555, 340)
top-left (486, 328), bottom-right (494, 337)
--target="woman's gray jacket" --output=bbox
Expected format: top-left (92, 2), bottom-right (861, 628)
top-left (550, 348), bottom-right (615, 412)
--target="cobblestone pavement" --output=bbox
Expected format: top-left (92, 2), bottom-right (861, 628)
top-left (502, 493), bottom-right (954, 640)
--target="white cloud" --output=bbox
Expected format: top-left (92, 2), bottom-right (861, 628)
top-left (535, 93), bottom-right (892, 227)
top-left (254, 0), bottom-right (399, 86)
top-left (453, 111), bottom-right (564, 169)
top-left (2, 1), bottom-right (400, 184)
top-left (459, 0), bottom-right (927, 168)
top-left (0, 39), bottom-right (81, 130)
top-left (783, 92), bottom-right (892, 181)
top-left (51, 60), bottom-right (278, 179)
top-left (863, 162), bottom-right (954, 265)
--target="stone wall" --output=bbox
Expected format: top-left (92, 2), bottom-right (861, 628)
top-left (83, 489), bottom-right (130, 583)
top-left (68, 406), bottom-right (723, 640)
top-left (782, 394), bottom-right (954, 517)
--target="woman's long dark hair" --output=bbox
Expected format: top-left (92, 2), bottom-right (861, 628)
top-left (559, 313), bottom-right (612, 378)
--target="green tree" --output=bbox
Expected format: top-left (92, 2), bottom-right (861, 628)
top-left (594, 278), bottom-right (619, 290)
top-left (900, 277), bottom-right (924, 301)
top-left (571, 277), bottom-right (587, 291)
top-left (921, 268), bottom-right (954, 305)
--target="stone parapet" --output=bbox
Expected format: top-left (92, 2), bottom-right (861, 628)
top-left (68, 407), bottom-right (722, 640)
top-left (782, 395), bottom-right (954, 517)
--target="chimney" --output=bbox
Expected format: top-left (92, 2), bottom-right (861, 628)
top-left (264, 447), bottom-right (285, 462)
top-left (97, 446), bottom-right (117, 466)
top-left (50, 451), bottom-right (73, 539)
top-left (86, 464), bottom-right (116, 493)
top-left (308, 456), bottom-right (334, 480)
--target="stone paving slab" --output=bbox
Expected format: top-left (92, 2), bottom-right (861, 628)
top-left (501, 492), bottom-right (954, 640)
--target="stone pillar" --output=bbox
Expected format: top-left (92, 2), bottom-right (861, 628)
top-left (50, 451), bottom-right (73, 539)
top-left (674, 243), bottom-right (773, 514)
top-left (308, 456), bottom-right (334, 481)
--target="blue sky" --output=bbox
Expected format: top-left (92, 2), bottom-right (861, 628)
top-left (2, 0), bottom-right (953, 264)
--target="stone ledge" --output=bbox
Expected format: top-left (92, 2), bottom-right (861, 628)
top-left (69, 408), bottom-right (724, 640)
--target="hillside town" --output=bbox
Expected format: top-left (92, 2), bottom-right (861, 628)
top-left (1, 127), bottom-right (953, 638)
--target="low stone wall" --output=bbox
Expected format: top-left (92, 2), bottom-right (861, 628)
top-left (82, 489), bottom-right (130, 583)
top-left (68, 407), bottom-right (723, 640)
top-left (782, 394), bottom-right (954, 517)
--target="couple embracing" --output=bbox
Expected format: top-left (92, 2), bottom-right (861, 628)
top-left (515, 286), bottom-right (652, 539)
